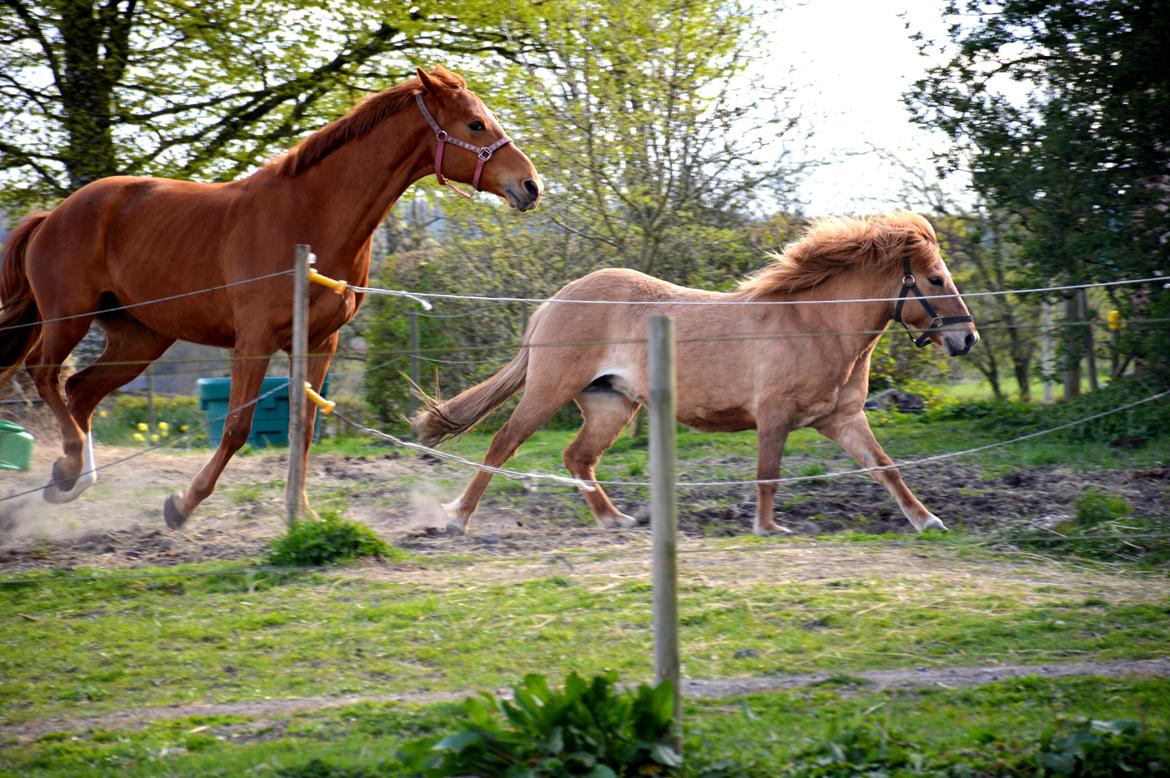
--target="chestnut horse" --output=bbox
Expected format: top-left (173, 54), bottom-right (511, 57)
top-left (414, 213), bottom-right (978, 536)
top-left (0, 66), bottom-right (541, 527)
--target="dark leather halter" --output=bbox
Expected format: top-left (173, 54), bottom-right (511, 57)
top-left (416, 92), bottom-right (513, 198)
top-left (893, 254), bottom-right (975, 348)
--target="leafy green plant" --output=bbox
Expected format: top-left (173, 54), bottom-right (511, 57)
top-left (1073, 488), bottom-right (1131, 527)
top-left (1038, 718), bottom-right (1170, 776)
top-left (779, 723), bottom-right (921, 777)
top-left (266, 511), bottom-right (393, 566)
top-left (398, 672), bottom-right (681, 777)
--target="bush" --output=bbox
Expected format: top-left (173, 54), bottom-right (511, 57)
top-left (92, 394), bottom-right (207, 446)
top-left (267, 512), bottom-right (393, 566)
top-left (1037, 718), bottom-right (1170, 776)
top-left (397, 672), bottom-right (681, 777)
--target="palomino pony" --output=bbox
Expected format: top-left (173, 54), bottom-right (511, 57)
top-left (413, 213), bottom-right (978, 536)
top-left (0, 66), bottom-right (541, 527)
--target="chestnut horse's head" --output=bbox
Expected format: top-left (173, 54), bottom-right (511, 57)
top-left (414, 66), bottom-right (542, 212)
top-left (895, 215), bottom-right (980, 356)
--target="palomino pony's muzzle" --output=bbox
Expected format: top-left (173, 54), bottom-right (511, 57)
top-left (892, 254), bottom-right (975, 349)
top-left (416, 93), bottom-right (513, 198)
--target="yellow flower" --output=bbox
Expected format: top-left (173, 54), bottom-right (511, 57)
top-left (179, 425), bottom-right (189, 433)
top-left (98, 410), bottom-right (108, 418)
top-left (136, 422), bottom-right (148, 431)
top-left (133, 433), bottom-right (146, 442)
top-left (157, 422), bottom-right (169, 431)
top-left (150, 434), bottom-right (160, 443)
top-left (160, 431), bottom-right (169, 438)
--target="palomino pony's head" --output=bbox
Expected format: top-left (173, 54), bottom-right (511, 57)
top-left (738, 212), bottom-right (979, 356)
top-left (888, 213), bottom-right (979, 356)
top-left (414, 66), bottom-right (543, 211)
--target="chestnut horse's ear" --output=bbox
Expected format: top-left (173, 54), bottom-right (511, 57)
top-left (416, 66), bottom-right (437, 93)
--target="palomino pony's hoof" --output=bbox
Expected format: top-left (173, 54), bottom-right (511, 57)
top-left (919, 515), bottom-right (948, 532)
top-left (753, 524), bottom-right (793, 537)
top-left (444, 521), bottom-right (467, 536)
top-left (164, 493), bottom-right (190, 529)
top-left (599, 513), bottom-right (639, 529)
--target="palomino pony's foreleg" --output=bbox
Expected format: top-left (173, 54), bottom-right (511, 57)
top-left (753, 423), bottom-right (791, 535)
top-left (164, 350), bottom-right (273, 528)
top-left (815, 412), bottom-right (945, 532)
top-left (565, 389), bottom-right (639, 528)
top-left (286, 332), bottom-right (339, 521)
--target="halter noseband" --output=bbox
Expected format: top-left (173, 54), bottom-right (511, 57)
top-left (416, 92), bottom-right (513, 198)
top-left (893, 254), bottom-right (975, 348)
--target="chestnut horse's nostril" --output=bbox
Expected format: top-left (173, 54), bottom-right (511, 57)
top-left (523, 179), bottom-right (540, 200)
top-left (964, 332), bottom-right (977, 352)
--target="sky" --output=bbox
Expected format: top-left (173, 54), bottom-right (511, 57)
top-left (754, 0), bottom-right (965, 215)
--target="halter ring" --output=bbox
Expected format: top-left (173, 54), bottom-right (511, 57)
top-left (903, 274), bottom-right (916, 287)
top-left (478, 148), bottom-right (494, 161)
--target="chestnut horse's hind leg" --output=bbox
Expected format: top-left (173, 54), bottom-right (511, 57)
top-left (815, 412), bottom-right (946, 532)
top-left (26, 316), bottom-right (97, 503)
top-left (164, 349), bottom-right (273, 528)
top-left (286, 332), bottom-right (339, 521)
top-left (565, 389), bottom-right (639, 529)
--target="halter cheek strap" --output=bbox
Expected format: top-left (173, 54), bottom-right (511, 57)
top-left (893, 254), bottom-right (975, 348)
top-left (416, 93), bottom-right (513, 198)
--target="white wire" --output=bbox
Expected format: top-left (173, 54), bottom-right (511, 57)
top-left (338, 389), bottom-right (1170, 490)
top-left (349, 274), bottom-right (1170, 308)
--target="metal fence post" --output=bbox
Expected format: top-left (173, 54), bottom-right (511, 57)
top-left (648, 314), bottom-right (681, 753)
top-left (408, 310), bottom-right (420, 418)
top-left (286, 244), bottom-right (310, 527)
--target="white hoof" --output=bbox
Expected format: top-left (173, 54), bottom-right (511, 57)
top-left (919, 515), bottom-right (948, 532)
top-left (43, 436), bottom-right (98, 504)
top-left (753, 524), bottom-right (793, 537)
top-left (600, 512), bottom-right (639, 529)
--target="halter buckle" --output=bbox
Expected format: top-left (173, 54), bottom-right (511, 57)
top-left (930, 315), bottom-right (944, 330)
top-left (478, 147), bottom-right (494, 161)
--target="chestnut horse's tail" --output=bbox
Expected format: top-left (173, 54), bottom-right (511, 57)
top-left (411, 320), bottom-right (537, 446)
top-left (0, 212), bottom-right (50, 384)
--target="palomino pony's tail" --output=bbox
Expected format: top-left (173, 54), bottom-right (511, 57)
top-left (411, 312), bottom-right (541, 446)
top-left (0, 212), bottom-right (49, 384)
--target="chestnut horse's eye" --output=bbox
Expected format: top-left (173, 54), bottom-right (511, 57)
top-left (468, 120), bottom-right (485, 132)
top-left (929, 276), bottom-right (944, 287)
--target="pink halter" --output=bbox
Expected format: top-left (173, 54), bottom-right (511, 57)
top-left (416, 92), bottom-right (513, 198)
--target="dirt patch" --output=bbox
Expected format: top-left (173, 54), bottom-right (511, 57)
top-left (4, 657), bottom-right (1168, 743)
top-left (0, 435), bottom-right (1167, 572)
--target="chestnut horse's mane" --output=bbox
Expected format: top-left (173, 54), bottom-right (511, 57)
top-left (275, 66), bottom-right (467, 177)
top-left (738, 212), bottom-right (939, 297)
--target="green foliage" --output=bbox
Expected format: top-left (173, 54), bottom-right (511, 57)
top-left (1037, 718), bottom-right (1170, 777)
top-left (92, 395), bottom-right (206, 446)
top-left (397, 672), bottom-right (680, 777)
top-left (266, 512), bottom-right (393, 566)
top-left (1073, 489), bottom-right (1131, 528)
top-left (779, 724), bottom-right (922, 777)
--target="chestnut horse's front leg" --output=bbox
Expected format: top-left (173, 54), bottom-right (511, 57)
top-left (815, 411), bottom-right (945, 532)
top-left (164, 347), bottom-right (273, 528)
top-left (753, 423), bottom-right (791, 535)
top-left (287, 331), bottom-right (340, 521)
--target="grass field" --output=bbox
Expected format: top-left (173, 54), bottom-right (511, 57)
top-left (2, 405), bottom-right (1168, 775)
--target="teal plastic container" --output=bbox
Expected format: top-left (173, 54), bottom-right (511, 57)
top-left (197, 376), bottom-right (329, 448)
top-left (0, 419), bottom-right (34, 471)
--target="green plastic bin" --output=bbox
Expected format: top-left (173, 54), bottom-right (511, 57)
top-left (0, 419), bottom-right (34, 471)
top-left (198, 376), bottom-right (329, 449)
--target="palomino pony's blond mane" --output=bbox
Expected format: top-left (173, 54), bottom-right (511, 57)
top-left (738, 212), bottom-right (939, 297)
top-left (276, 66), bottom-right (467, 177)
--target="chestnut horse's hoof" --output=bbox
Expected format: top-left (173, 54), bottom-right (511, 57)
top-left (444, 521), bottom-right (467, 536)
top-left (164, 493), bottom-right (190, 529)
top-left (43, 460), bottom-right (95, 504)
top-left (919, 515), bottom-right (948, 532)
top-left (753, 524), bottom-right (793, 537)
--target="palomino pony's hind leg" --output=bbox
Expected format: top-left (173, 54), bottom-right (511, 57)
top-left (164, 350), bottom-right (273, 528)
top-left (443, 384), bottom-right (580, 535)
top-left (815, 412), bottom-right (946, 532)
top-left (753, 422), bottom-right (792, 536)
top-left (565, 389), bottom-right (639, 528)
top-left (25, 317), bottom-right (97, 502)
top-left (285, 332), bottom-right (339, 521)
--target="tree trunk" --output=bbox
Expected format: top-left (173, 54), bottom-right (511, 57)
top-left (1013, 358), bottom-right (1032, 402)
top-left (58, 0), bottom-right (121, 188)
top-left (1080, 289), bottom-right (1099, 392)
top-left (1063, 292), bottom-right (1082, 399)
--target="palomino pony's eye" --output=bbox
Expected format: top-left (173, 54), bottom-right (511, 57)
top-left (928, 276), bottom-right (944, 287)
top-left (468, 120), bottom-right (485, 132)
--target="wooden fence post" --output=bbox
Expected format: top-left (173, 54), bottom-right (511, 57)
top-left (286, 244), bottom-right (310, 527)
top-left (648, 314), bottom-right (681, 753)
